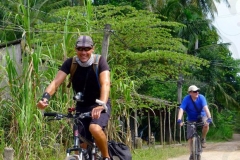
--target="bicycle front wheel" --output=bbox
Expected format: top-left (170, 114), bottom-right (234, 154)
top-left (192, 137), bottom-right (201, 160)
top-left (65, 155), bottom-right (84, 160)
top-left (65, 155), bottom-right (78, 160)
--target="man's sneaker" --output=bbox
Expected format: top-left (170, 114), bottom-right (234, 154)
top-left (189, 154), bottom-right (193, 160)
top-left (201, 138), bottom-right (206, 148)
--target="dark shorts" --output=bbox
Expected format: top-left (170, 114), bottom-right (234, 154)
top-left (76, 111), bottom-right (110, 142)
top-left (186, 116), bottom-right (207, 139)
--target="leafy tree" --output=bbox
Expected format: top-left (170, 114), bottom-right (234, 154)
top-left (33, 5), bottom-right (209, 85)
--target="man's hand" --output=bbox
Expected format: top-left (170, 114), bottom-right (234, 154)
top-left (91, 106), bottom-right (105, 119)
top-left (177, 119), bottom-right (184, 126)
top-left (36, 99), bottom-right (48, 110)
top-left (206, 118), bottom-right (212, 124)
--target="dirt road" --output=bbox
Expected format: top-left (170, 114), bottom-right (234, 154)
top-left (168, 134), bottom-right (240, 160)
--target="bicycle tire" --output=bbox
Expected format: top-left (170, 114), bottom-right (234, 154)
top-left (197, 136), bottom-right (202, 160)
top-left (197, 155), bottom-right (201, 160)
top-left (65, 155), bottom-right (78, 160)
top-left (65, 155), bottom-right (85, 160)
top-left (192, 136), bottom-right (198, 160)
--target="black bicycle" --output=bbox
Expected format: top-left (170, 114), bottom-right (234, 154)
top-left (44, 99), bottom-right (107, 160)
top-left (184, 121), bottom-right (205, 160)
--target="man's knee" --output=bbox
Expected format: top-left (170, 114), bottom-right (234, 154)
top-left (89, 124), bottom-right (103, 134)
top-left (202, 125), bottom-right (209, 130)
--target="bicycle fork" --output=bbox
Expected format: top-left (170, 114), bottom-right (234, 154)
top-left (66, 123), bottom-right (89, 160)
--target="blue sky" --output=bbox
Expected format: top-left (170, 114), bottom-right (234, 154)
top-left (213, 0), bottom-right (240, 59)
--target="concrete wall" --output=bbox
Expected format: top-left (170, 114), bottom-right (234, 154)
top-left (0, 43), bottom-right (22, 66)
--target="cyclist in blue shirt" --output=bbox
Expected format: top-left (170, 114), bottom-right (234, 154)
top-left (177, 85), bottom-right (212, 160)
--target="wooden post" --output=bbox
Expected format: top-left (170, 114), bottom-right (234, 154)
top-left (168, 107), bottom-right (172, 145)
top-left (177, 74), bottom-right (184, 143)
top-left (101, 24), bottom-right (111, 60)
top-left (134, 109), bottom-right (142, 149)
top-left (163, 107), bottom-right (166, 146)
top-left (52, 143), bottom-right (60, 157)
top-left (148, 110), bottom-right (151, 146)
top-left (177, 74), bottom-right (183, 103)
top-left (149, 132), bottom-right (155, 147)
top-left (3, 147), bottom-right (14, 160)
top-left (134, 110), bottom-right (138, 138)
top-left (159, 109), bottom-right (163, 145)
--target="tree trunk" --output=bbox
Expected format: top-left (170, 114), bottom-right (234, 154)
top-left (159, 109), bottom-right (163, 145)
top-left (177, 74), bottom-right (183, 143)
top-left (168, 108), bottom-right (172, 144)
top-left (163, 107), bottom-right (166, 145)
top-left (148, 110), bottom-right (151, 145)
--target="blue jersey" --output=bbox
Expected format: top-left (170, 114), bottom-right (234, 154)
top-left (180, 94), bottom-right (207, 121)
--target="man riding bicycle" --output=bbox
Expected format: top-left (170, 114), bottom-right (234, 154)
top-left (37, 35), bottom-right (111, 160)
top-left (177, 85), bottom-right (212, 160)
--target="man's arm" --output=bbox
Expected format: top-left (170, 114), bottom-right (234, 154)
top-left (203, 105), bottom-right (211, 118)
top-left (177, 108), bottom-right (184, 120)
top-left (99, 70), bottom-right (110, 103)
top-left (37, 70), bottom-right (67, 110)
top-left (92, 70), bottom-right (110, 119)
top-left (45, 70), bottom-right (67, 95)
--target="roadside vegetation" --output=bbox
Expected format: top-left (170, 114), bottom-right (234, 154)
top-left (0, 0), bottom-right (239, 159)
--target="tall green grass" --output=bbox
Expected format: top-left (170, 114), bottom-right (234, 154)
top-left (132, 146), bottom-right (188, 160)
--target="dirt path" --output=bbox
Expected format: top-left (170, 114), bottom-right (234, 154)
top-left (168, 134), bottom-right (240, 160)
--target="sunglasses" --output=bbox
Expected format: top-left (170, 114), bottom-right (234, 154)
top-left (192, 90), bottom-right (199, 93)
top-left (76, 47), bottom-right (92, 51)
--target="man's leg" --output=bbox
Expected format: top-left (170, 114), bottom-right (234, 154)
top-left (187, 121), bottom-right (194, 160)
top-left (188, 138), bottom-right (192, 152)
top-left (89, 124), bottom-right (110, 158)
top-left (201, 117), bottom-right (209, 148)
top-left (202, 124), bottom-right (209, 139)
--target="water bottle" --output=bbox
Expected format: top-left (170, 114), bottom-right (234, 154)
top-left (83, 149), bottom-right (89, 160)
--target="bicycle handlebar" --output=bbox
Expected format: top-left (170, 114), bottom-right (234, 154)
top-left (43, 112), bottom-right (58, 117)
top-left (95, 99), bottom-right (108, 112)
top-left (43, 99), bottom-right (107, 120)
top-left (43, 111), bottom-right (91, 120)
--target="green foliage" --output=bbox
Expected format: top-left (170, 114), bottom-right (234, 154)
top-left (124, 50), bottom-right (209, 80)
top-left (132, 146), bottom-right (188, 160)
top-left (192, 31), bottom-right (240, 109)
top-left (138, 80), bottom-right (178, 101)
top-left (0, 129), bottom-right (4, 152)
top-left (33, 5), bottom-right (187, 54)
top-left (32, 4), bottom-right (211, 103)
top-left (208, 108), bottom-right (235, 141)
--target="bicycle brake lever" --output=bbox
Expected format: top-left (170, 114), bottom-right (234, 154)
top-left (79, 112), bottom-right (91, 119)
